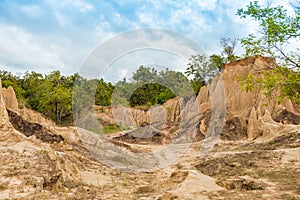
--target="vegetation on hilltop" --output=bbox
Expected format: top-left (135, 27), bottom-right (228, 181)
top-left (237, 1), bottom-right (300, 104)
top-left (1, 1), bottom-right (299, 126)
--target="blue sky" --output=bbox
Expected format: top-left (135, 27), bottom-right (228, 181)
top-left (0, 0), bottom-right (294, 81)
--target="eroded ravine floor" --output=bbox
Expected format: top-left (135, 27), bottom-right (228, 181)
top-left (0, 129), bottom-right (299, 199)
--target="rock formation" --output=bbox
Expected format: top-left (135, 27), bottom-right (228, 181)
top-left (197, 55), bottom-right (300, 140)
top-left (93, 56), bottom-right (299, 142)
top-left (0, 79), bottom-right (11, 133)
top-left (1, 86), bottom-right (19, 113)
top-left (0, 79), bottom-right (21, 142)
top-left (0, 59), bottom-right (299, 199)
top-left (2, 56), bottom-right (300, 144)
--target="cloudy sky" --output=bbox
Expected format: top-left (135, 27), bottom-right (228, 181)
top-left (0, 0), bottom-right (294, 81)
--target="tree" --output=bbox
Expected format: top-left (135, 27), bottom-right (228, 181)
top-left (237, 1), bottom-right (300, 68)
top-left (22, 71), bottom-right (44, 110)
top-left (129, 66), bottom-right (178, 107)
top-left (220, 37), bottom-right (239, 63)
top-left (185, 54), bottom-right (220, 94)
top-left (112, 66), bottom-right (188, 108)
top-left (132, 65), bottom-right (157, 82)
top-left (209, 54), bottom-right (226, 72)
top-left (40, 71), bottom-right (72, 125)
top-left (237, 1), bottom-right (300, 104)
top-left (95, 78), bottom-right (114, 106)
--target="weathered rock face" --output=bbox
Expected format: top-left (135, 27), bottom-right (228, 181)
top-left (93, 56), bottom-right (299, 142)
top-left (94, 105), bottom-right (149, 127)
top-left (0, 83), bottom-right (57, 129)
top-left (0, 79), bottom-right (10, 129)
top-left (95, 98), bottom-right (181, 129)
top-left (197, 56), bottom-right (300, 140)
top-left (19, 107), bottom-right (56, 130)
top-left (0, 79), bottom-right (19, 141)
top-left (1, 86), bottom-right (19, 113)
top-left (221, 56), bottom-right (299, 119)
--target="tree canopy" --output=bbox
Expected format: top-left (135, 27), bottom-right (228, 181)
top-left (237, 1), bottom-right (300, 104)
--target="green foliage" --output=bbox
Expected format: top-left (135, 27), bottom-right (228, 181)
top-left (209, 54), bottom-right (226, 71)
top-left (241, 66), bottom-right (300, 105)
top-left (132, 65), bottom-right (158, 82)
top-left (185, 38), bottom-right (238, 94)
top-left (113, 66), bottom-right (189, 108)
top-left (95, 79), bottom-right (114, 106)
top-left (237, 1), bottom-right (300, 104)
top-left (237, 1), bottom-right (300, 68)
top-left (0, 70), bottom-right (114, 125)
top-left (185, 54), bottom-right (219, 93)
top-left (129, 83), bottom-right (175, 107)
top-left (103, 125), bottom-right (122, 134)
top-left (40, 71), bottom-right (73, 125)
top-left (0, 66), bottom-right (187, 125)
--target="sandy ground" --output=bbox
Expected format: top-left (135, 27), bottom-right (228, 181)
top-left (0, 128), bottom-right (299, 200)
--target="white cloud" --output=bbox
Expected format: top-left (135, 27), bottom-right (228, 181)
top-left (54, 11), bottom-right (66, 28)
top-left (192, 0), bottom-right (218, 10)
top-left (46, 0), bottom-right (94, 12)
top-left (0, 24), bottom-right (64, 70)
top-left (1, 0), bottom-right (297, 80)
top-left (20, 5), bottom-right (43, 17)
top-left (79, 29), bottom-right (204, 81)
top-left (0, 23), bottom-right (112, 75)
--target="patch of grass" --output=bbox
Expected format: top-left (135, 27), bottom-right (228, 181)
top-left (103, 125), bottom-right (131, 134)
top-left (133, 105), bottom-right (150, 111)
top-left (39, 150), bottom-right (46, 154)
top-left (123, 179), bottom-right (130, 186)
top-left (165, 106), bottom-right (174, 112)
top-left (103, 125), bottom-right (122, 134)
top-left (91, 127), bottom-right (101, 134)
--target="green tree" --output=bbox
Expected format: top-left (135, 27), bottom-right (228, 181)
top-left (95, 78), bottom-right (114, 106)
top-left (113, 66), bottom-right (188, 108)
top-left (185, 54), bottom-right (220, 94)
top-left (22, 71), bottom-right (44, 110)
top-left (237, 1), bottom-right (300, 68)
top-left (237, 1), bottom-right (300, 104)
top-left (208, 38), bottom-right (239, 72)
top-left (132, 65), bottom-right (158, 82)
top-left (40, 71), bottom-right (72, 125)
top-left (220, 37), bottom-right (239, 63)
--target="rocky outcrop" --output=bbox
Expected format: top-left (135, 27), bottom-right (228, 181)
top-left (0, 79), bottom-right (11, 133)
top-left (0, 83), bottom-right (56, 129)
top-left (95, 98), bottom-right (181, 129)
top-left (0, 79), bottom-right (66, 144)
top-left (0, 79), bottom-right (21, 141)
top-left (94, 56), bottom-right (299, 142)
top-left (1, 86), bottom-right (19, 113)
top-left (19, 107), bottom-right (56, 130)
top-left (0, 79), bottom-right (9, 120)
top-left (197, 56), bottom-right (300, 140)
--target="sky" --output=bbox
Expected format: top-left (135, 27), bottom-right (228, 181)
top-left (0, 0), bottom-right (295, 82)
